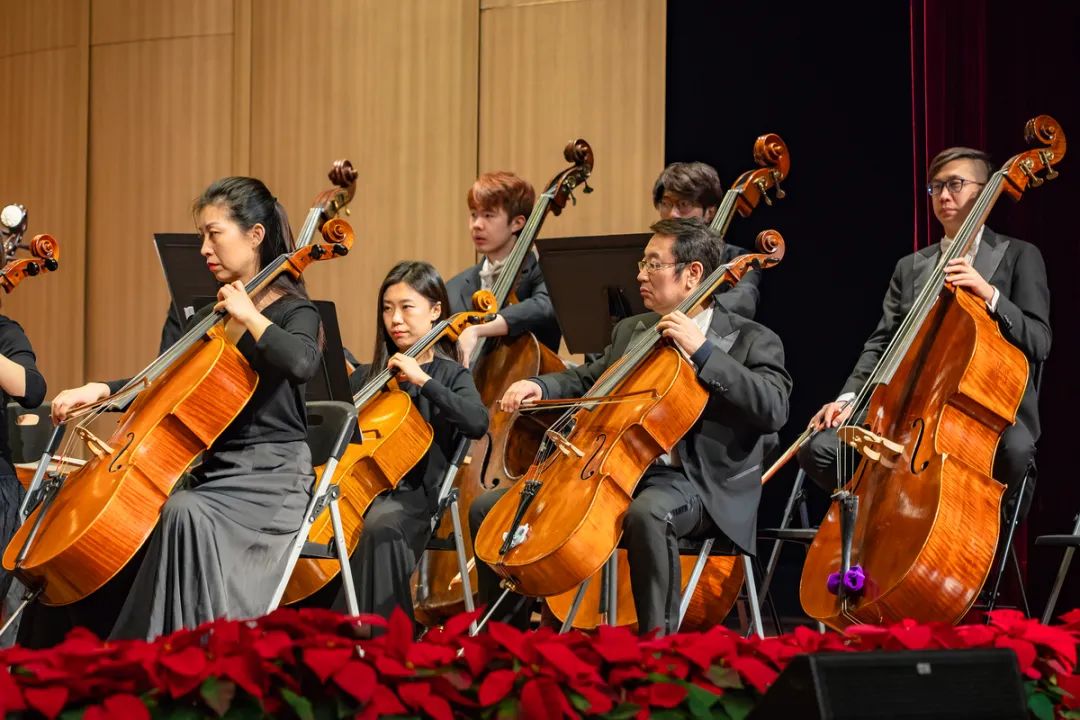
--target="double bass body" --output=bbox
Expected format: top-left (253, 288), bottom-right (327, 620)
top-left (800, 285), bottom-right (1028, 627)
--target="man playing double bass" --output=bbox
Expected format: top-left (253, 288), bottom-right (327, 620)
top-left (798, 147), bottom-right (1051, 516)
top-left (471, 217), bottom-right (791, 635)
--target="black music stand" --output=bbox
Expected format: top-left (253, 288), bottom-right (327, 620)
top-left (534, 233), bottom-right (650, 355)
top-left (154, 233), bottom-right (353, 404)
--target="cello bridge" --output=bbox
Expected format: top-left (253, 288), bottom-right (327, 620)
top-left (837, 426), bottom-right (903, 465)
top-left (76, 426), bottom-right (116, 458)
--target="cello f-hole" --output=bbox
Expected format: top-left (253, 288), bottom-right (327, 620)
top-left (108, 433), bottom-right (136, 473)
top-left (580, 434), bottom-right (607, 480)
top-left (909, 417), bottom-right (930, 474)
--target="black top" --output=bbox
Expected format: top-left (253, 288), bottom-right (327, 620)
top-left (112, 296), bottom-right (322, 452)
top-left (0, 315), bottom-right (47, 472)
top-left (350, 356), bottom-right (488, 509)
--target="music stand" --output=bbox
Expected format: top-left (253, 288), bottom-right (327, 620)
top-left (154, 233), bottom-right (218, 324)
top-left (534, 233), bottom-right (650, 355)
top-left (153, 233), bottom-right (353, 404)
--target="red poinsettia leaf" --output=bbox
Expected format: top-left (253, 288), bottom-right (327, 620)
top-left (728, 655), bottom-right (778, 694)
top-left (1013, 623), bottom-right (1079, 667)
top-left (609, 665), bottom-right (648, 686)
top-left (986, 609), bottom-right (1027, 631)
top-left (82, 704), bottom-right (109, 720)
top-left (397, 681), bottom-right (432, 710)
top-left (301, 647), bottom-right (352, 684)
top-left (1057, 608), bottom-right (1080, 628)
top-left (0, 667), bottom-right (26, 713)
top-left (374, 653), bottom-right (415, 678)
top-left (371, 683), bottom-right (407, 715)
top-left (647, 682), bottom-right (687, 708)
top-left (406, 642), bottom-right (458, 669)
top-left (251, 630), bottom-right (294, 660)
top-left (159, 646), bottom-right (208, 677)
top-left (487, 621), bottom-right (534, 664)
top-left (593, 624), bottom-right (642, 664)
top-left (218, 654), bottom-right (265, 699)
top-left (385, 607), bottom-right (415, 660)
top-left (1057, 671), bottom-right (1080, 710)
top-left (457, 637), bottom-right (494, 677)
top-left (575, 683), bottom-right (615, 715)
top-left (429, 675), bottom-right (478, 708)
top-left (103, 690), bottom-right (151, 716)
top-left (887, 622), bottom-right (935, 650)
top-left (23, 686), bottom-right (68, 719)
top-left (478, 668), bottom-right (517, 706)
top-left (994, 637), bottom-right (1039, 678)
top-left (534, 641), bottom-right (601, 683)
top-left (332, 660), bottom-right (376, 704)
top-left (949, 624), bottom-right (998, 649)
top-left (437, 610), bottom-right (485, 641)
top-left (520, 678), bottom-right (566, 720)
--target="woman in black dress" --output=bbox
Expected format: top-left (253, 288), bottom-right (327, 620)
top-left (334, 261), bottom-right (487, 629)
top-left (49, 177), bottom-right (322, 641)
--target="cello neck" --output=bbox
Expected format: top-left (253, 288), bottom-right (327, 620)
top-left (351, 318), bottom-right (454, 409)
top-left (707, 188), bottom-right (742, 239)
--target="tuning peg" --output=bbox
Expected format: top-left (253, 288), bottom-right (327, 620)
top-left (25, 262), bottom-right (40, 276)
top-left (582, 181), bottom-right (594, 194)
top-left (44, 258), bottom-right (59, 271)
top-left (771, 170), bottom-right (787, 200)
top-left (1020, 159), bottom-right (1044, 187)
top-left (1039, 150), bottom-right (1059, 180)
top-left (332, 243), bottom-right (349, 256)
top-left (754, 179), bottom-right (773, 206)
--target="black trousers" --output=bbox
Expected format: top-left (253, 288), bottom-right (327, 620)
top-left (470, 464), bottom-right (723, 636)
top-left (797, 420), bottom-right (1037, 518)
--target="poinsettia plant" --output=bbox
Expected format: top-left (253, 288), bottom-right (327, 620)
top-left (0, 608), bottom-right (1076, 719)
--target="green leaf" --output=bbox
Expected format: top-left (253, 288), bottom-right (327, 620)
top-left (568, 691), bottom-right (590, 712)
top-left (648, 711), bottom-right (686, 720)
top-left (496, 697), bottom-right (519, 719)
top-left (160, 708), bottom-right (203, 720)
top-left (717, 693), bottom-right (755, 720)
top-left (1027, 691), bottom-right (1055, 720)
top-left (602, 703), bottom-right (642, 719)
top-left (58, 710), bottom-right (85, 720)
top-left (686, 683), bottom-right (720, 719)
top-left (200, 676), bottom-right (237, 717)
top-left (706, 666), bottom-right (744, 690)
top-left (281, 688), bottom-right (316, 720)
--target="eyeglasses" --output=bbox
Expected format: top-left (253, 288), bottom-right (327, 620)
top-left (657, 197), bottom-right (700, 214)
top-left (926, 177), bottom-right (984, 196)
top-left (637, 259), bottom-right (683, 274)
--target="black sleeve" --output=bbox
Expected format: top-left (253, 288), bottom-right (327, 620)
top-left (498, 258), bottom-right (559, 339)
top-left (841, 257), bottom-right (905, 396)
top-left (252, 301), bottom-right (323, 384)
top-left (159, 304), bottom-right (184, 355)
top-left (991, 242), bottom-right (1051, 364)
top-left (0, 318), bottom-right (46, 409)
top-left (533, 318), bottom-right (623, 400)
top-left (697, 325), bottom-right (791, 433)
top-left (419, 363), bottom-right (489, 439)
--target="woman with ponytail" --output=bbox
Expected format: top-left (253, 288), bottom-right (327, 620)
top-left (43, 177), bottom-right (323, 642)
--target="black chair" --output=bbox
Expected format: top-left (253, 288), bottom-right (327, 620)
top-left (1035, 511), bottom-right (1080, 624)
top-left (268, 401), bottom-right (359, 615)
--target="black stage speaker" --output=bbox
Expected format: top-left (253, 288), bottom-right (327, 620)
top-left (749, 649), bottom-right (1026, 720)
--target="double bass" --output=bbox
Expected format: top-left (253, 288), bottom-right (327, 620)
top-left (544, 133), bottom-right (791, 630)
top-left (3, 219), bottom-right (355, 604)
top-left (413, 140), bottom-right (594, 623)
top-left (281, 303), bottom-right (499, 605)
top-left (800, 115), bottom-right (1064, 629)
top-left (474, 231), bottom-right (785, 598)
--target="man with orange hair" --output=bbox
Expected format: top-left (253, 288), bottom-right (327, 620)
top-left (447, 171), bottom-right (561, 363)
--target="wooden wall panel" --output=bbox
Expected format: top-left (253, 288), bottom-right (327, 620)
top-left (0, 0), bottom-right (88, 394)
top-left (478, 0), bottom-right (665, 238)
top-left (85, 33), bottom-right (234, 380)
top-left (90, 0), bottom-right (232, 46)
top-left (0, 0), bottom-right (82, 58)
top-left (248, 0), bottom-right (479, 363)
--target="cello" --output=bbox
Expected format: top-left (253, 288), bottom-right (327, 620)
top-left (3, 218), bottom-right (355, 605)
top-left (281, 302), bottom-right (499, 605)
top-left (0, 203), bottom-right (60, 294)
top-left (473, 231), bottom-right (785, 598)
top-left (799, 115), bottom-right (1064, 630)
top-left (544, 133), bottom-right (791, 630)
top-left (413, 140), bottom-right (594, 623)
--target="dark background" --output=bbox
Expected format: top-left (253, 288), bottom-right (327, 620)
top-left (665, 0), bottom-right (1079, 621)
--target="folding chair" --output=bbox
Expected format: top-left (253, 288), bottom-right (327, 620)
top-left (268, 401), bottom-right (359, 615)
top-left (1035, 510), bottom-right (1080, 624)
top-left (416, 440), bottom-right (477, 631)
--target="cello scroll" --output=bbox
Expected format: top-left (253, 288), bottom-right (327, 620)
top-left (1001, 114), bottom-right (1065, 198)
top-left (547, 138), bottom-right (595, 215)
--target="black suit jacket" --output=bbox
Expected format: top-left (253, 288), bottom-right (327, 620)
top-left (717, 243), bottom-right (762, 320)
top-left (533, 307), bottom-right (791, 554)
top-left (841, 227), bottom-right (1050, 439)
top-left (446, 252), bottom-right (561, 352)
